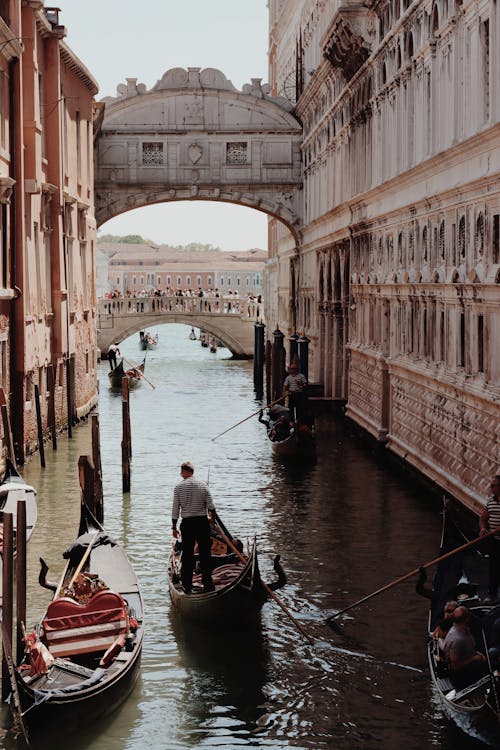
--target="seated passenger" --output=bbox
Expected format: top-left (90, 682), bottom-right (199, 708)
top-left (269, 414), bottom-right (291, 441)
top-left (432, 600), bottom-right (458, 655)
top-left (443, 605), bottom-right (488, 690)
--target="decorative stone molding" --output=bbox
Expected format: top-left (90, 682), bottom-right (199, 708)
top-left (0, 176), bottom-right (15, 203)
top-left (321, 5), bottom-right (377, 80)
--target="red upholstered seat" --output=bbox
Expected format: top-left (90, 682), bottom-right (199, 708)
top-left (43, 591), bottom-right (127, 658)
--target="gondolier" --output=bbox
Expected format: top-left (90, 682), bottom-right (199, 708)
top-left (172, 461), bottom-right (215, 594)
top-left (108, 342), bottom-right (120, 370)
top-left (282, 362), bottom-right (308, 422)
top-left (479, 469), bottom-right (500, 601)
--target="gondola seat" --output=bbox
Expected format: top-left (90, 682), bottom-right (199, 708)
top-left (42, 591), bottom-right (128, 658)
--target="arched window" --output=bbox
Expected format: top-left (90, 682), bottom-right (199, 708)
top-left (422, 226), bottom-right (428, 263)
top-left (196, 276), bottom-right (201, 285)
top-left (382, 61), bottom-right (387, 85)
top-left (396, 44), bottom-right (402, 70)
top-left (177, 276), bottom-right (181, 286)
top-left (186, 276), bottom-right (191, 285)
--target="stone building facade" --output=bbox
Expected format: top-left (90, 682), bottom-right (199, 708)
top-left (100, 242), bottom-right (265, 297)
top-left (268, 0), bottom-right (500, 512)
top-left (4, 2), bottom-right (98, 462)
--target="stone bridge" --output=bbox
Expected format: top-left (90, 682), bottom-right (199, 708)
top-left (94, 67), bottom-right (303, 237)
top-left (96, 296), bottom-right (263, 358)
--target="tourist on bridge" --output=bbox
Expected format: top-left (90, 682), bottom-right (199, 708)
top-left (171, 461), bottom-right (215, 594)
top-left (108, 342), bottom-right (120, 370)
top-left (479, 470), bottom-right (500, 601)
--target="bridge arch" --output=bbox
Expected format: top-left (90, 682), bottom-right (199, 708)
top-left (96, 298), bottom-right (258, 358)
top-left (94, 68), bottom-right (303, 238)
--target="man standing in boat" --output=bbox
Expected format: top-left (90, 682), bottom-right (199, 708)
top-left (171, 461), bottom-right (215, 594)
top-left (108, 342), bottom-right (120, 371)
top-left (282, 361), bottom-right (308, 423)
top-left (479, 470), bottom-right (500, 601)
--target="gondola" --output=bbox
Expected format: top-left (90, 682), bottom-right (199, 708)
top-left (12, 501), bottom-right (144, 734)
top-left (168, 514), bottom-right (283, 625)
top-left (188, 328), bottom-right (197, 341)
top-left (262, 404), bottom-right (316, 461)
top-left (427, 502), bottom-right (500, 747)
top-left (108, 357), bottom-right (145, 388)
top-left (0, 459), bottom-right (37, 608)
top-left (139, 331), bottom-right (158, 350)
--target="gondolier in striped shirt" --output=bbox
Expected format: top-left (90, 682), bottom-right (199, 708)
top-left (172, 461), bottom-right (215, 594)
top-left (479, 470), bottom-right (500, 601)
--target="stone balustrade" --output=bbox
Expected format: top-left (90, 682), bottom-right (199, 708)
top-left (97, 295), bottom-right (264, 321)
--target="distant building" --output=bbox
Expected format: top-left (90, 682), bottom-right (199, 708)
top-left (99, 242), bottom-right (266, 295)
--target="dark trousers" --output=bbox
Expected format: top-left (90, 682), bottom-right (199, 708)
top-left (109, 354), bottom-right (117, 371)
top-left (288, 392), bottom-right (308, 422)
top-left (488, 538), bottom-right (500, 596)
top-left (180, 516), bottom-right (213, 591)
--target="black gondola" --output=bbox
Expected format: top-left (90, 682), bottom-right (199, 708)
top-left (108, 357), bottom-right (145, 389)
top-left (12, 501), bottom-right (144, 734)
top-left (261, 404), bottom-right (316, 461)
top-left (427, 503), bottom-right (500, 747)
top-left (139, 331), bottom-right (158, 350)
top-left (168, 515), bottom-right (272, 625)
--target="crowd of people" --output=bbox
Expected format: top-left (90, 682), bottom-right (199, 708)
top-left (102, 287), bottom-right (263, 318)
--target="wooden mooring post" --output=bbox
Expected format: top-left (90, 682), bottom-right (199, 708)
top-left (92, 414), bottom-right (104, 523)
top-left (0, 387), bottom-right (15, 466)
top-left (47, 363), bottom-right (57, 450)
top-left (16, 500), bottom-right (27, 660)
top-left (2, 512), bottom-right (13, 701)
top-left (34, 384), bottom-right (46, 468)
top-left (122, 377), bottom-right (131, 492)
top-left (78, 455), bottom-right (96, 517)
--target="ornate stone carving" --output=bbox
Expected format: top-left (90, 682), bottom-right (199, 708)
top-left (188, 144), bottom-right (203, 164)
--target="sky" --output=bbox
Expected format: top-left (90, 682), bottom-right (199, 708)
top-left (57, 1), bottom-right (270, 250)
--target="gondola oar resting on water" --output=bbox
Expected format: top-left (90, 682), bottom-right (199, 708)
top-left (212, 517), bottom-right (315, 645)
top-left (326, 525), bottom-right (500, 624)
top-left (123, 358), bottom-right (156, 390)
top-left (108, 357), bottom-right (146, 389)
top-left (211, 397), bottom-right (286, 442)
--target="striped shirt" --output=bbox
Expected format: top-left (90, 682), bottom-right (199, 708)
top-left (172, 476), bottom-right (215, 521)
top-left (486, 495), bottom-right (500, 541)
top-left (284, 372), bottom-right (307, 393)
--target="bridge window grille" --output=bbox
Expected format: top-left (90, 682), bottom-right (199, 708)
top-left (226, 142), bottom-right (248, 164)
top-left (142, 142), bottom-right (164, 165)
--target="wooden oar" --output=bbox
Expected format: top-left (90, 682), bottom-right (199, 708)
top-left (326, 526), bottom-right (500, 623)
top-left (211, 396), bottom-right (286, 442)
top-left (212, 517), bottom-right (315, 645)
top-left (65, 529), bottom-right (101, 592)
top-left (123, 357), bottom-right (156, 390)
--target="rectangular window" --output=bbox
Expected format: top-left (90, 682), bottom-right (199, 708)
top-left (142, 142), bottom-right (164, 165)
top-left (459, 312), bottom-right (465, 368)
top-left (226, 142), bottom-right (248, 164)
top-left (493, 214), bottom-right (499, 263)
top-left (478, 315), bottom-right (484, 373)
top-left (440, 310), bottom-right (445, 363)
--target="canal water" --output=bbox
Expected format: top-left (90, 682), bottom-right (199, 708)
top-left (2, 325), bottom-right (486, 749)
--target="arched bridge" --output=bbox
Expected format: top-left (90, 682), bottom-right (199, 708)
top-left (97, 296), bottom-right (263, 358)
top-left (94, 67), bottom-right (303, 237)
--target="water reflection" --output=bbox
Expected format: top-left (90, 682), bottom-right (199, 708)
top-left (170, 611), bottom-right (270, 747)
top-left (6, 324), bottom-right (489, 749)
